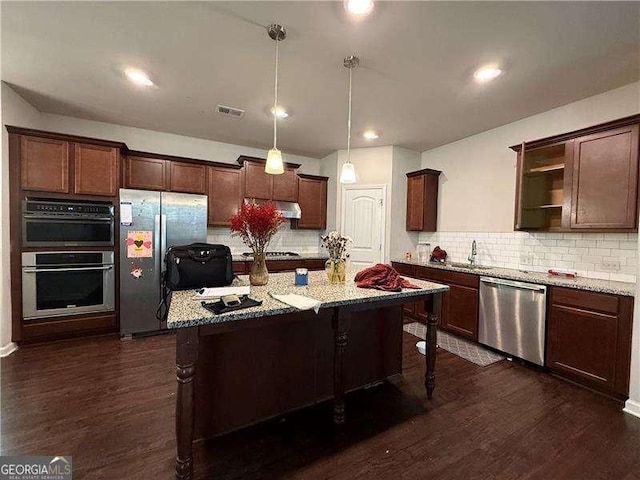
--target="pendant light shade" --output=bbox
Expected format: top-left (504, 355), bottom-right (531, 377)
top-left (340, 162), bottom-right (357, 184)
top-left (266, 24), bottom-right (286, 175)
top-left (340, 55), bottom-right (359, 184)
top-left (265, 148), bottom-right (284, 174)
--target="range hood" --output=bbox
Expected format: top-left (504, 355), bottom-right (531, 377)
top-left (244, 198), bottom-right (301, 219)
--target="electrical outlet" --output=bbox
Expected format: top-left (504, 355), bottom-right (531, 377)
top-left (600, 260), bottom-right (621, 272)
top-left (520, 253), bottom-right (534, 265)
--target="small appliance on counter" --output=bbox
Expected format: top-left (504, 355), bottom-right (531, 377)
top-left (430, 246), bottom-right (447, 263)
top-left (416, 243), bottom-right (431, 263)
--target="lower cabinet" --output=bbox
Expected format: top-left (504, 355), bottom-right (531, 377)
top-left (391, 262), bottom-right (479, 340)
top-left (547, 287), bottom-right (633, 397)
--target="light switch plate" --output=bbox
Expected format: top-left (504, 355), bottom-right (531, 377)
top-left (520, 253), bottom-right (534, 265)
top-left (600, 260), bottom-right (621, 272)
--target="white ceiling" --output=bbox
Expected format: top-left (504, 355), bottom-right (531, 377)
top-left (2, 1), bottom-right (639, 158)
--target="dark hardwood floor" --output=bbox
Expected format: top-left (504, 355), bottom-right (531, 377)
top-left (2, 331), bottom-right (640, 480)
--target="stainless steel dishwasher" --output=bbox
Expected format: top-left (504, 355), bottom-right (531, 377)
top-left (478, 277), bottom-right (547, 366)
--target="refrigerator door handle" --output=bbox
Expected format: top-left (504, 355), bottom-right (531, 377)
top-left (154, 214), bottom-right (162, 271)
top-left (160, 214), bottom-right (167, 272)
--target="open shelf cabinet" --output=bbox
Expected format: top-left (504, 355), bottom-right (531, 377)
top-left (515, 141), bottom-right (572, 230)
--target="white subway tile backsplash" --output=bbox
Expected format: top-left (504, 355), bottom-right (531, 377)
top-left (207, 226), bottom-right (322, 255)
top-left (418, 231), bottom-right (638, 283)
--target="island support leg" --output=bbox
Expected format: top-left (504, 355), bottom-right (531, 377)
top-left (425, 293), bottom-right (442, 399)
top-left (332, 307), bottom-right (351, 424)
top-left (175, 327), bottom-right (199, 480)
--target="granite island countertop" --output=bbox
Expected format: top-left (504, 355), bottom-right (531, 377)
top-left (167, 269), bottom-right (449, 329)
top-left (392, 259), bottom-right (635, 297)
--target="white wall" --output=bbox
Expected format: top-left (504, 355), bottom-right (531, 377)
top-left (320, 151), bottom-right (339, 232)
top-left (0, 83), bottom-right (43, 353)
top-left (422, 81), bottom-right (640, 232)
top-left (390, 146), bottom-right (421, 260)
top-left (336, 146), bottom-right (394, 261)
top-left (39, 113), bottom-right (321, 176)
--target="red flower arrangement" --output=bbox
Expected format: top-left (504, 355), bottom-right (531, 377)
top-left (230, 201), bottom-right (285, 254)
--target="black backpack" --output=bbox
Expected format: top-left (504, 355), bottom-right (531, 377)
top-left (156, 243), bottom-right (234, 321)
top-left (164, 243), bottom-right (233, 291)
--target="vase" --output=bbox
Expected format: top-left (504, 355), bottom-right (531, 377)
top-left (249, 251), bottom-right (269, 286)
top-left (325, 258), bottom-right (346, 284)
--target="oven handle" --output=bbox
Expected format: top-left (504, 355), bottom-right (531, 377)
top-left (23, 266), bottom-right (113, 273)
top-left (24, 215), bottom-right (114, 221)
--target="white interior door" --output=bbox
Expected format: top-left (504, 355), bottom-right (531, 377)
top-left (341, 186), bottom-right (385, 269)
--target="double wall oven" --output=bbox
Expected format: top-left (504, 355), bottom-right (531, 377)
top-left (21, 198), bottom-right (116, 321)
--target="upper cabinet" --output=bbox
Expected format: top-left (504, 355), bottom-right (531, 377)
top-left (125, 153), bottom-right (208, 194)
top-left (243, 159), bottom-right (272, 199)
top-left (406, 169), bottom-right (441, 232)
top-left (169, 161), bottom-right (207, 194)
top-left (74, 143), bottom-right (119, 196)
top-left (124, 155), bottom-right (168, 191)
top-left (295, 174), bottom-right (328, 230)
top-left (208, 166), bottom-right (242, 227)
top-left (20, 136), bottom-right (70, 193)
top-left (238, 156), bottom-right (301, 202)
top-left (17, 132), bottom-right (121, 197)
top-left (569, 125), bottom-right (638, 230)
top-left (272, 167), bottom-right (298, 202)
top-left (512, 116), bottom-right (640, 232)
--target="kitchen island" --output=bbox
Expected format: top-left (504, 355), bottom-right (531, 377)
top-left (167, 270), bottom-right (448, 480)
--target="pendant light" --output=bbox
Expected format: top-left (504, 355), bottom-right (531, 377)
top-left (340, 55), bottom-right (359, 184)
top-left (265, 24), bottom-right (286, 175)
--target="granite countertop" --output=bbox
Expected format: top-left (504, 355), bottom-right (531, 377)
top-left (392, 259), bottom-right (635, 297)
top-left (167, 269), bottom-right (449, 329)
top-left (232, 254), bottom-right (329, 262)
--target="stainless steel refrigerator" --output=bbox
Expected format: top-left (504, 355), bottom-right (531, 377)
top-left (119, 189), bottom-right (207, 335)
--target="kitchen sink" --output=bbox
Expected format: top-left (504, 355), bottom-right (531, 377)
top-left (447, 262), bottom-right (493, 270)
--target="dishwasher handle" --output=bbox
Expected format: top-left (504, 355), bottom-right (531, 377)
top-left (480, 277), bottom-right (546, 293)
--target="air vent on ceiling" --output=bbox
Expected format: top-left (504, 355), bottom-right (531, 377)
top-left (216, 104), bottom-right (245, 118)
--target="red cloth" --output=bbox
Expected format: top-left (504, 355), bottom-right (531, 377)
top-left (354, 263), bottom-right (420, 292)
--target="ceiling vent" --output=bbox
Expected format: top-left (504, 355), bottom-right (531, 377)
top-left (216, 104), bottom-right (245, 118)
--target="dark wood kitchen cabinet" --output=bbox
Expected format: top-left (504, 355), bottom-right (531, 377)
top-left (208, 165), bottom-right (242, 226)
top-left (20, 134), bottom-right (120, 196)
top-left (512, 114), bottom-right (640, 232)
top-left (243, 159), bottom-right (273, 200)
top-left (238, 156), bottom-right (301, 202)
top-left (74, 143), bottom-right (119, 196)
top-left (419, 267), bottom-right (479, 340)
top-left (169, 161), bottom-right (207, 194)
top-left (547, 287), bottom-right (633, 398)
top-left (569, 125), bottom-right (639, 230)
top-left (20, 135), bottom-right (70, 193)
top-left (295, 174), bottom-right (328, 230)
top-left (406, 169), bottom-right (441, 232)
top-left (392, 263), bottom-right (478, 340)
top-left (272, 166), bottom-right (299, 202)
top-left (124, 155), bottom-right (168, 191)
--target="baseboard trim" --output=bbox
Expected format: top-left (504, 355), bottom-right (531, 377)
top-left (0, 342), bottom-right (18, 357)
top-left (623, 399), bottom-right (640, 419)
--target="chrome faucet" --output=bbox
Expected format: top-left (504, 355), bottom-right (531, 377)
top-left (468, 240), bottom-right (477, 266)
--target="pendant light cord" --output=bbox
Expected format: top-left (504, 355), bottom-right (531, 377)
top-left (346, 65), bottom-right (352, 163)
top-left (273, 37), bottom-right (279, 150)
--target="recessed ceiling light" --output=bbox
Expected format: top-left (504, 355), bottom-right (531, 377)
top-left (362, 130), bottom-right (380, 140)
top-left (124, 68), bottom-right (154, 87)
top-left (270, 105), bottom-right (289, 118)
top-left (344, 0), bottom-right (374, 16)
top-left (473, 66), bottom-right (503, 83)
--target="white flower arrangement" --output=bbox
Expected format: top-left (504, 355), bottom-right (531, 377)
top-left (321, 231), bottom-right (353, 261)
